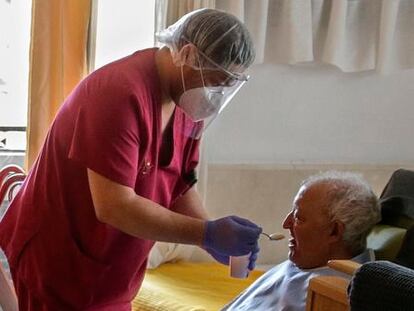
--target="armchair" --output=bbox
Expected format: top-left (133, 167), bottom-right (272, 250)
top-left (349, 260), bottom-right (414, 311)
top-left (306, 260), bottom-right (414, 311)
top-left (306, 169), bottom-right (414, 311)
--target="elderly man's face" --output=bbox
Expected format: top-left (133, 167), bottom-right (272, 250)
top-left (282, 183), bottom-right (334, 269)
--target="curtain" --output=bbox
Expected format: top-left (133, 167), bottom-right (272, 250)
top-left (25, 0), bottom-right (92, 170)
top-left (154, 0), bottom-right (414, 205)
top-left (215, 0), bottom-right (414, 73)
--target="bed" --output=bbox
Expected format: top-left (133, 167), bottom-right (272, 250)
top-left (132, 261), bottom-right (264, 311)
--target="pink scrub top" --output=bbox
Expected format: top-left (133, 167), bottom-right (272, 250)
top-left (0, 48), bottom-right (199, 310)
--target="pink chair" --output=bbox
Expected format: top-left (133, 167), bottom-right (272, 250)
top-left (0, 165), bottom-right (24, 186)
top-left (0, 173), bottom-right (25, 206)
top-left (0, 165), bottom-right (24, 311)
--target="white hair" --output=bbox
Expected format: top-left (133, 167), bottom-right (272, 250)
top-left (302, 171), bottom-right (381, 255)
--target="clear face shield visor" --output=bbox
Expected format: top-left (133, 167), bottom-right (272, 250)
top-left (180, 79), bottom-right (247, 139)
top-left (179, 48), bottom-right (249, 139)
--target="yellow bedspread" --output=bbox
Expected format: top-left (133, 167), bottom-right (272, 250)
top-left (132, 262), bottom-right (264, 311)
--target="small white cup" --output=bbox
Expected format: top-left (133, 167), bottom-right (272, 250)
top-left (230, 253), bottom-right (251, 278)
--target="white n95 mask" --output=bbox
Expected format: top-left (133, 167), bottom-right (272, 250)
top-left (176, 51), bottom-right (248, 139)
top-left (177, 80), bottom-right (245, 139)
top-left (178, 87), bottom-right (223, 121)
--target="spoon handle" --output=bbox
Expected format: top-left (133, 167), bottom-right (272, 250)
top-left (261, 232), bottom-right (285, 241)
top-left (261, 232), bottom-right (271, 239)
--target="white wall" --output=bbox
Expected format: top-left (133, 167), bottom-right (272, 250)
top-left (193, 164), bottom-right (407, 265)
top-left (205, 63), bottom-right (414, 165)
top-left (192, 63), bottom-right (414, 265)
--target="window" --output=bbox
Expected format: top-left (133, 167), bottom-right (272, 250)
top-left (0, 0), bottom-right (31, 152)
top-left (94, 0), bottom-right (156, 69)
top-left (0, 0), bottom-right (156, 152)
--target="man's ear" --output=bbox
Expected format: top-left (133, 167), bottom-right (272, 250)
top-left (329, 220), bottom-right (346, 243)
top-left (175, 44), bottom-right (198, 66)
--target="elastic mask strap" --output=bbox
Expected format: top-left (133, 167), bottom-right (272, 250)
top-left (196, 52), bottom-right (207, 89)
top-left (205, 24), bottom-right (238, 55)
top-left (180, 64), bottom-right (187, 93)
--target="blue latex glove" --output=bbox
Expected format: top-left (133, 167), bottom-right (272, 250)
top-left (203, 215), bottom-right (262, 258)
top-left (248, 242), bottom-right (260, 271)
top-left (205, 244), bottom-right (260, 269)
top-left (205, 247), bottom-right (230, 265)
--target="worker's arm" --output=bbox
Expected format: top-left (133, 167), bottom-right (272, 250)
top-left (170, 187), bottom-right (209, 220)
top-left (87, 169), bottom-right (205, 245)
top-left (171, 187), bottom-right (230, 263)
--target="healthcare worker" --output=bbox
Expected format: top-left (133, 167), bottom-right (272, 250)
top-left (0, 8), bottom-right (261, 310)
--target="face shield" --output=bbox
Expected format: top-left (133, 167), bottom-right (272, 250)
top-left (155, 9), bottom-right (255, 139)
top-left (177, 46), bottom-right (249, 139)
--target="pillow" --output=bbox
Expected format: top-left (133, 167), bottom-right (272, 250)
top-left (147, 242), bottom-right (195, 269)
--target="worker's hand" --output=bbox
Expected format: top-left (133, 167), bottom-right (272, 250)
top-left (248, 243), bottom-right (260, 271)
top-left (203, 216), bottom-right (262, 257)
top-left (205, 242), bottom-right (260, 270)
top-left (205, 247), bottom-right (230, 265)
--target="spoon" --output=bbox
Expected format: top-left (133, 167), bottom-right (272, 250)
top-left (261, 232), bottom-right (285, 241)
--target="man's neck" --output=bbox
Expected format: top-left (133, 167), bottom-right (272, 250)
top-left (155, 46), bottom-right (181, 106)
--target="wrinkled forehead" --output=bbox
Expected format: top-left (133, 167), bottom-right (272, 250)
top-left (293, 183), bottom-right (332, 217)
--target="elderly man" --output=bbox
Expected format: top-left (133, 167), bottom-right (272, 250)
top-left (222, 171), bottom-right (381, 311)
